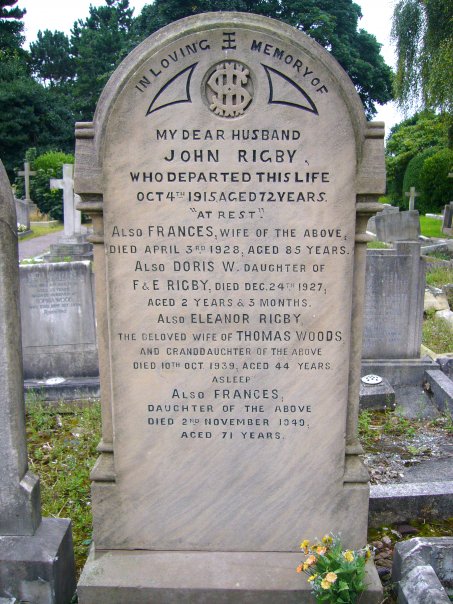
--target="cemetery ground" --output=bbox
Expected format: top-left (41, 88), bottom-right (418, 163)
top-left (25, 394), bottom-right (453, 601)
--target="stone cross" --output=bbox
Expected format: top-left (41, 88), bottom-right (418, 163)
top-left (50, 164), bottom-right (81, 239)
top-left (18, 161), bottom-right (36, 202)
top-left (405, 186), bottom-right (420, 211)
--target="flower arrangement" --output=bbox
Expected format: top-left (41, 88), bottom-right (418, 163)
top-left (296, 535), bottom-right (371, 603)
top-left (17, 223), bottom-right (28, 233)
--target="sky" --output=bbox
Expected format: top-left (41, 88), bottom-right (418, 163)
top-left (18, 0), bottom-right (404, 132)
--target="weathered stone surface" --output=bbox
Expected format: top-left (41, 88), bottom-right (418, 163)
top-left (392, 537), bottom-right (453, 604)
top-left (20, 261), bottom-right (98, 379)
top-left (359, 376), bottom-right (396, 410)
top-left (362, 242), bottom-right (425, 359)
top-left (436, 309), bottom-right (453, 327)
top-left (75, 12), bottom-right (384, 602)
top-left (78, 550), bottom-right (383, 604)
top-left (369, 482), bottom-right (453, 527)
top-left (424, 369), bottom-right (453, 415)
top-left (425, 287), bottom-right (450, 312)
top-left (0, 159), bottom-right (76, 602)
top-left (375, 209), bottom-right (420, 242)
top-left (0, 159), bottom-right (41, 536)
top-left (0, 518), bottom-right (76, 604)
top-left (15, 198), bottom-right (30, 230)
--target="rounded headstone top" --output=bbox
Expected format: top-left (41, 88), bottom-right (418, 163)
top-left (0, 159), bottom-right (17, 234)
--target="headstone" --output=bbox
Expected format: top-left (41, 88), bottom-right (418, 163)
top-left (17, 161), bottom-right (38, 214)
top-left (20, 261), bottom-right (98, 379)
top-left (405, 186), bottom-right (420, 211)
top-left (366, 203), bottom-right (398, 235)
top-left (47, 164), bottom-right (92, 261)
top-left (75, 13), bottom-right (385, 602)
top-left (442, 201), bottom-right (453, 236)
top-left (14, 197), bottom-right (30, 230)
top-left (375, 209), bottom-right (420, 242)
top-left (0, 159), bottom-right (76, 603)
top-left (362, 242), bottom-right (425, 359)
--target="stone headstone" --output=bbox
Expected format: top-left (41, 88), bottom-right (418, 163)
top-left (375, 209), bottom-right (420, 242)
top-left (366, 203), bottom-right (398, 235)
top-left (442, 201), bottom-right (453, 236)
top-left (20, 261), bottom-right (98, 379)
top-left (14, 197), bottom-right (30, 230)
top-left (47, 164), bottom-right (92, 261)
top-left (75, 13), bottom-right (384, 602)
top-left (405, 186), bottom-right (420, 211)
top-left (17, 161), bottom-right (38, 214)
top-left (362, 242), bottom-right (425, 359)
top-left (0, 159), bottom-right (76, 603)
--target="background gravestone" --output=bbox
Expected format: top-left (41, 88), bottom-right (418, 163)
top-left (0, 159), bottom-right (76, 603)
top-left (374, 209), bottom-right (420, 242)
top-left (20, 261), bottom-right (98, 380)
top-left (76, 13), bottom-right (384, 602)
top-left (362, 242), bottom-right (425, 359)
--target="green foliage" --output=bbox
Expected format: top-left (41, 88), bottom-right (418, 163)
top-left (385, 111), bottom-right (449, 202)
top-left (26, 400), bottom-right (101, 574)
top-left (419, 148), bottom-right (453, 213)
top-left (71, 0), bottom-right (134, 120)
top-left (30, 30), bottom-right (76, 86)
top-left (0, 0), bottom-right (26, 53)
top-left (133, 0), bottom-right (392, 118)
top-left (297, 535), bottom-right (368, 603)
top-left (14, 150), bottom-right (74, 220)
top-left (401, 147), bottom-right (436, 210)
top-left (391, 0), bottom-right (453, 114)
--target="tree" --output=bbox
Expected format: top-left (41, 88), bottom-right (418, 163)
top-left (0, 0), bottom-right (26, 54)
top-left (391, 0), bottom-right (453, 114)
top-left (385, 111), bottom-right (449, 202)
top-left (0, 57), bottom-right (75, 177)
top-left (30, 30), bottom-right (76, 86)
top-left (133, 0), bottom-right (393, 117)
top-left (71, 0), bottom-right (134, 119)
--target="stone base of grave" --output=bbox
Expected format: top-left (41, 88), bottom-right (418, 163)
top-left (78, 549), bottom-right (383, 603)
top-left (360, 377), bottom-right (396, 410)
top-left (24, 376), bottom-right (100, 401)
top-left (361, 358), bottom-right (439, 387)
top-left (47, 237), bottom-right (92, 262)
top-left (0, 518), bottom-right (76, 604)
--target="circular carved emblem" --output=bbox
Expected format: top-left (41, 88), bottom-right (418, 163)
top-left (205, 61), bottom-right (253, 118)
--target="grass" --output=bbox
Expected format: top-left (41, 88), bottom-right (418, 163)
top-left (419, 215), bottom-right (450, 239)
top-left (367, 240), bottom-right (390, 249)
top-left (19, 222), bottom-right (63, 241)
top-left (26, 397), bottom-right (101, 575)
top-left (422, 314), bottom-right (453, 352)
top-left (426, 265), bottom-right (453, 288)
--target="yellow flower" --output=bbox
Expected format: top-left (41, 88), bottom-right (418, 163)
top-left (343, 550), bottom-right (354, 562)
top-left (300, 539), bottom-right (310, 552)
top-left (321, 579), bottom-right (332, 590)
top-left (322, 535), bottom-right (333, 545)
top-left (307, 574), bottom-right (318, 583)
top-left (296, 564), bottom-right (303, 574)
top-left (305, 555), bottom-right (317, 567)
top-left (325, 572), bottom-right (337, 584)
top-left (316, 546), bottom-right (327, 555)
top-left (365, 547), bottom-right (372, 560)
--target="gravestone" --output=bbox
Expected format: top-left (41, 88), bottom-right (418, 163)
top-left (20, 261), bottom-right (98, 379)
top-left (47, 164), bottom-right (92, 261)
top-left (17, 161), bottom-right (38, 214)
top-left (75, 13), bottom-right (384, 602)
top-left (362, 242), bottom-right (425, 359)
top-left (0, 159), bottom-right (76, 603)
top-left (405, 186), bottom-right (420, 211)
top-left (15, 197), bottom-right (31, 230)
top-left (375, 209), bottom-right (420, 242)
top-left (443, 201), bottom-right (453, 236)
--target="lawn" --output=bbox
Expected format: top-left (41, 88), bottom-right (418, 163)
top-left (19, 222), bottom-right (63, 241)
